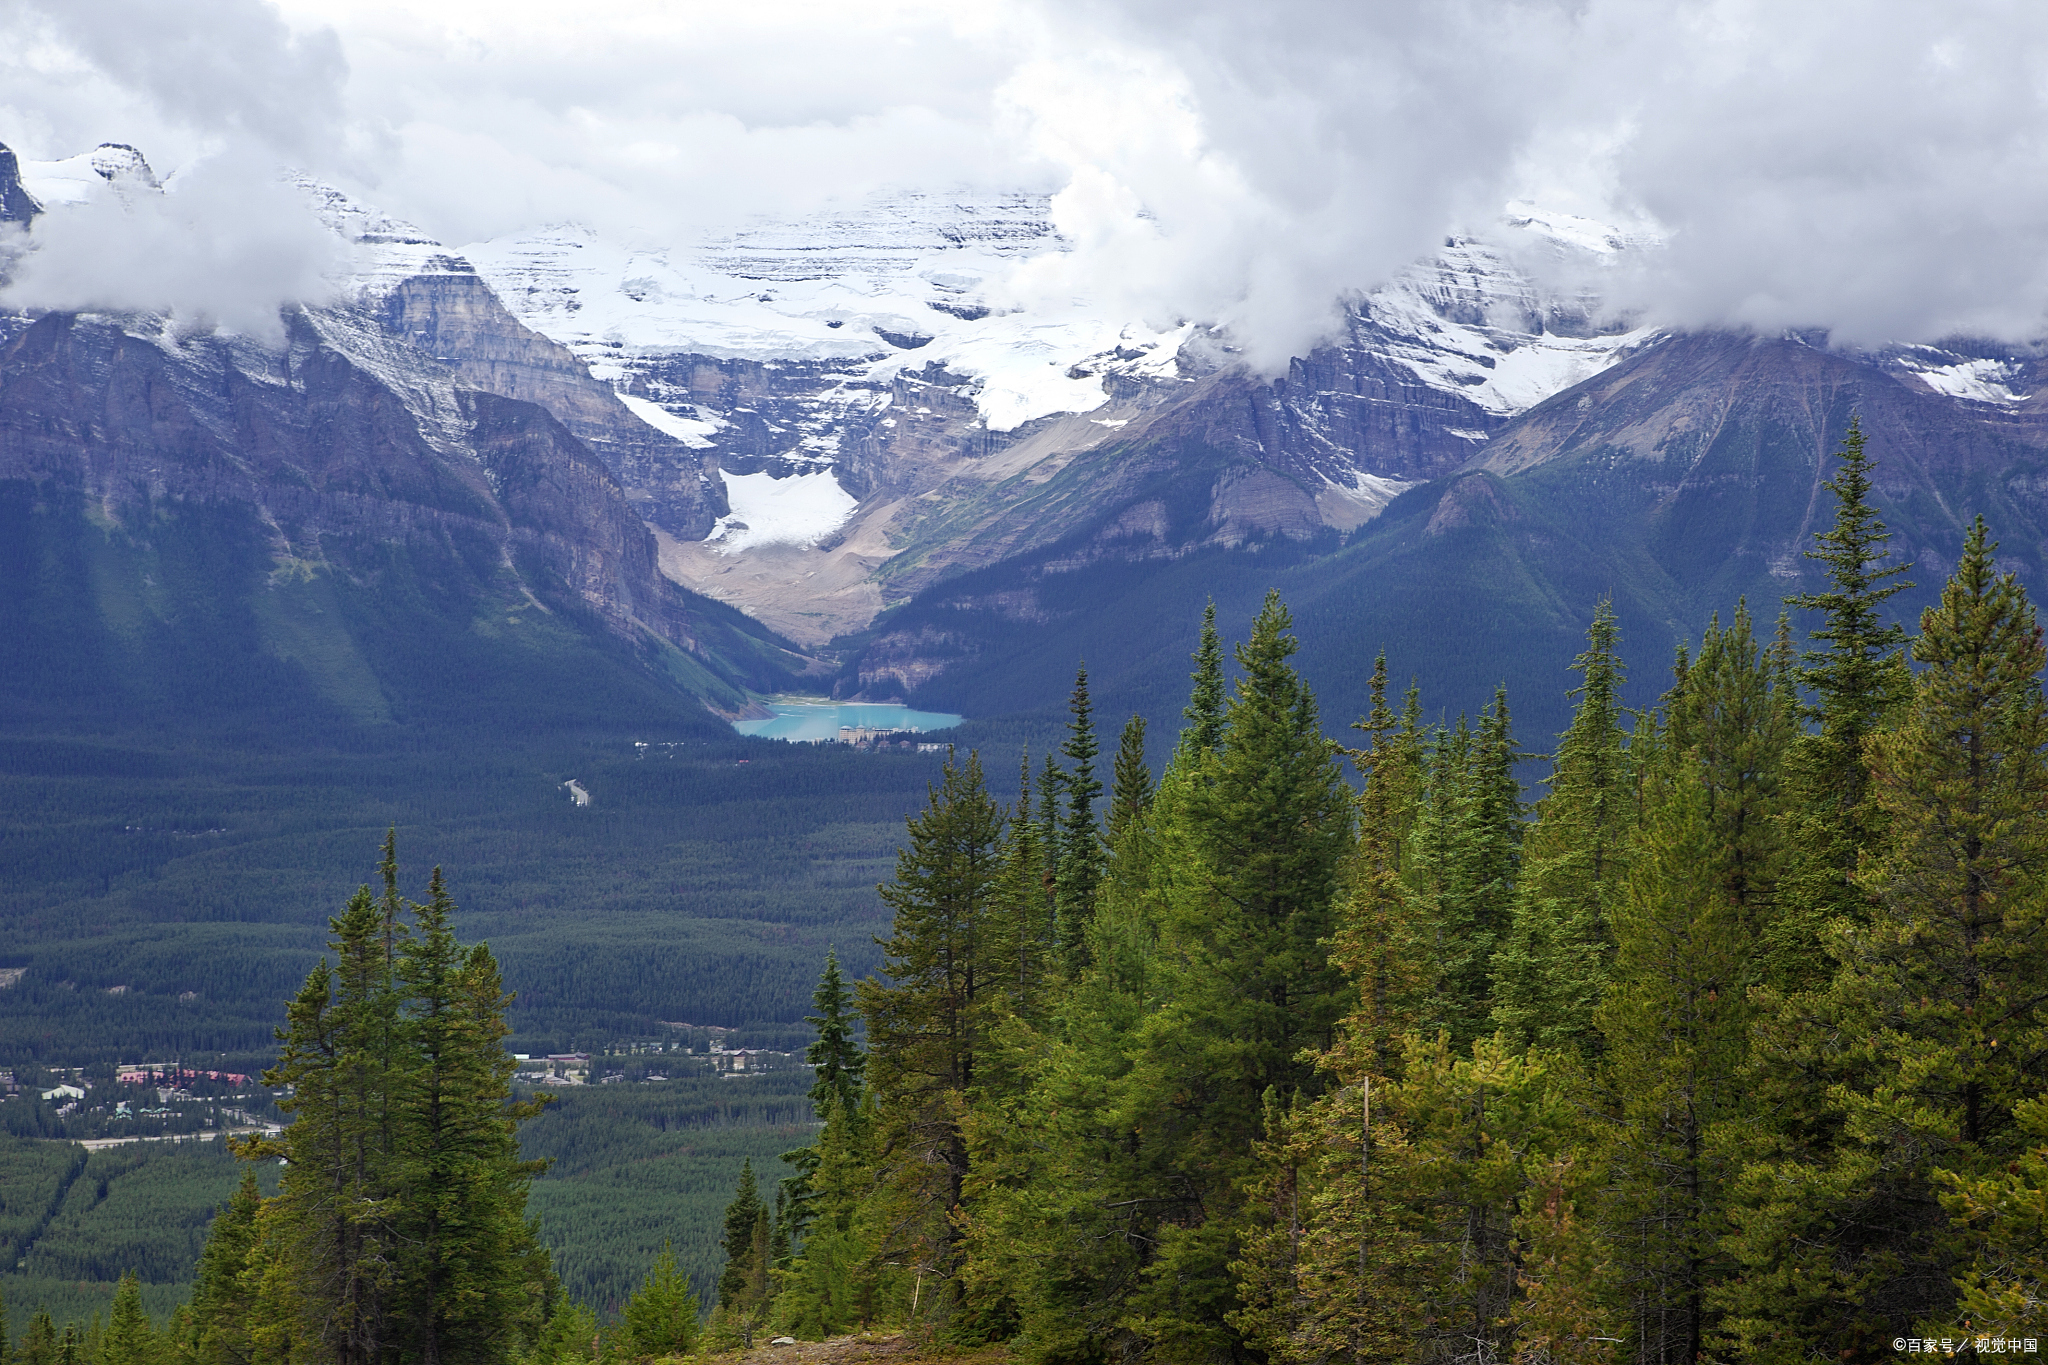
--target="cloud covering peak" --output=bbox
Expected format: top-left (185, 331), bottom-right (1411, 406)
top-left (3, 0), bottom-right (2047, 362)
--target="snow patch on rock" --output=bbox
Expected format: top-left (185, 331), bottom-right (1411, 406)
top-left (706, 469), bottom-right (858, 553)
top-left (1894, 350), bottom-right (2033, 405)
top-left (616, 392), bottom-right (721, 448)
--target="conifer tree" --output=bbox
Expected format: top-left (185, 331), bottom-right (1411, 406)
top-left (778, 1092), bottom-right (875, 1339)
top-left (101, 1272), bottom-right (154, 1365)
top-left (1668, 602), bottom-right (1797, 950)
top-left (186, 1169), bottom-right (263, 1364)
top-left (1787, 416), bottom-right (1913, 803)
top-left (261, 887), bottom-right (395, 1364)
top-left (1128, 591), bottom-right (1357, 1352)
top-left (856, 751), bottom-right (1005, 1322)
top-left (1599, 760), bottom-right (1751, 1361)
top-left (986, 758), bottom-right (1057, 1019)
top-left (1331, 653), bottom-right (1433, 1077)
top-left (1185, 590), bottom-right (1356, 1100)
top-left (220, 842), bottom-right (550, 1365)
top-left (1035, 753), bottom-right (1063, 929)
top-left (1773, 416), bottom-right (1915, 991)
top-left (1054, 664), bottom-right (1104, 962)
top-left (620, 1245), bottom-right (699, 1358)
top-left (22, 1308), bottom-right (55, 1365)
top-left (1107, 714), bottom-right (1152, 839)
top-left (717, 1161), bottom-right (765, 1314)
top-left (1492, 599), bottom-right (1632, 1053)
top-left (1415, 688), bottom-right (1524, 1049)
top-left (527, 1300), bottom-right (598, 1363)
top-left (805, 950), bottom-right (864, 1120)
top-left (1183, 600), bottom-right (1226, 756)
top-left (1583, 603), bottom-right (1794, 1361)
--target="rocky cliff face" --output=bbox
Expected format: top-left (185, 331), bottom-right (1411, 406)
top-left (0, 143), bottom-right (37, 224)
top-left (377, 264), bottom-right (728, 540)
top-left (0, 300), bottom-right (806, 699)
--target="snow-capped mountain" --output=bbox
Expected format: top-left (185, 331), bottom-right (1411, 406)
top-left (13, 137), bottom-right (2048, 729)
top-left (449, 190), bottom-right (1661, 643)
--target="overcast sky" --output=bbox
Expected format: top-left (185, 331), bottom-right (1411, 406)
top-left (4, 0), bottom-right (2048, 361)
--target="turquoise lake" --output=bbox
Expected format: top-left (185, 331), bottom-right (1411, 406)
top-left (732, 701), bottom-right (963, 743)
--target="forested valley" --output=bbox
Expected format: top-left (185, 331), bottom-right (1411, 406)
top-left (18, 418), bottom-right (2048, 1364)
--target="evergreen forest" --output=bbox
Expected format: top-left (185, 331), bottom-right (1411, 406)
top-left (705, 420), bottom-right (2048, 1362)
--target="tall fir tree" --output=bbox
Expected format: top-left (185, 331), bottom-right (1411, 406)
top-left (1492, 599), bottom-right (1633, 1054)
top-left (1183, 601), bottom-right (1226, 757)
top-left (1774, 415), bottom-right (1915, 992)
top-left (1331, 652), bottom-right (1433, 1078)
top-left (782, 948), bottom-right (868, 1246)
top-left (1107, 715), bottom-right (1152, 840)
top-left (806, 949), bottom-right (865, 1120)
top-left (1055, 664), bottom-right (1105, 965)
top-left (1126, 590), bottom-right (1358, 1355)
top-left (260, 885), bottom-right (397, 1364)
top-left (100, 1272), bottom-right (154, 1365)
top-left (185, 1169), bottom-right (265, 1364)
top-left (1583, 602), bottom-right (1793, 1361)
top-left (856, 750), bottom-right (1006, 1325)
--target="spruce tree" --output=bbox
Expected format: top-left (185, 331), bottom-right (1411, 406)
top-left (1331, 652), bottom-right (1433, 1077)
top-left (219, 842), bottom-right (551, 1365)
top-left (22, 1309), bottom-right (55, 1365)
top-left (1133, 590), bottom-right (1357, 1352)
top-left (781, 949), bottom-right (869, 1251)
top-left (1492, 599), bottom-right (1632, 1053)
top-left (621, 1245), bottom-right (699, 1358)
top-left (805, 949), bottom-right (864, 1119)
top-left (262, 888), bottom-right (394, 1364)
top-left (1055, 663), bottom-right (1104, 962)
top-left (1599, 759), bottom-right (1751, 1362)
top-left (1421, 688), bottom-right (1523, 1050)
top-left (1107, 714), bottom-right (1152, 839)
top-left (187, 1169), bottom-right (263, 1364)
top-left (718, 1161), bottom-right (763, 1309)
top-left (1774, 415), bottom-right (1915, 992)
top-left (100, 1273), bottom-right (154, 1365)
top-left (1787, 416), bottom-right (1913, 799)
top-left (1186, 590), bottom-right (1356, 1098)
top-left (856, 750), bottom-right (1006, 1320)
top-left (1183, 600), bottom-right (1226, 755)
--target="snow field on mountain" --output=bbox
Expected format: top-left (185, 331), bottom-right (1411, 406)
top-left (458, 201), bottom-right (1192, 433)
top-left (707, 469), bottom-right (859, 553)
top-left (616, 392), bottom-right (721, 448)
top-left (1894, 352), bottom-right (2035, 405)
top-left (1363, 237), bottom-right (1657, 417)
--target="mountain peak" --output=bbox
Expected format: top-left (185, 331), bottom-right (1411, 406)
top-left (0, 143), bottom-right (38, 224)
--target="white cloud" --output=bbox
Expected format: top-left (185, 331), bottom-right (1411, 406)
top-left (0, 153), bottom-right (345, 339)
top-left (7, 0), bottom-right (2048, 362)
